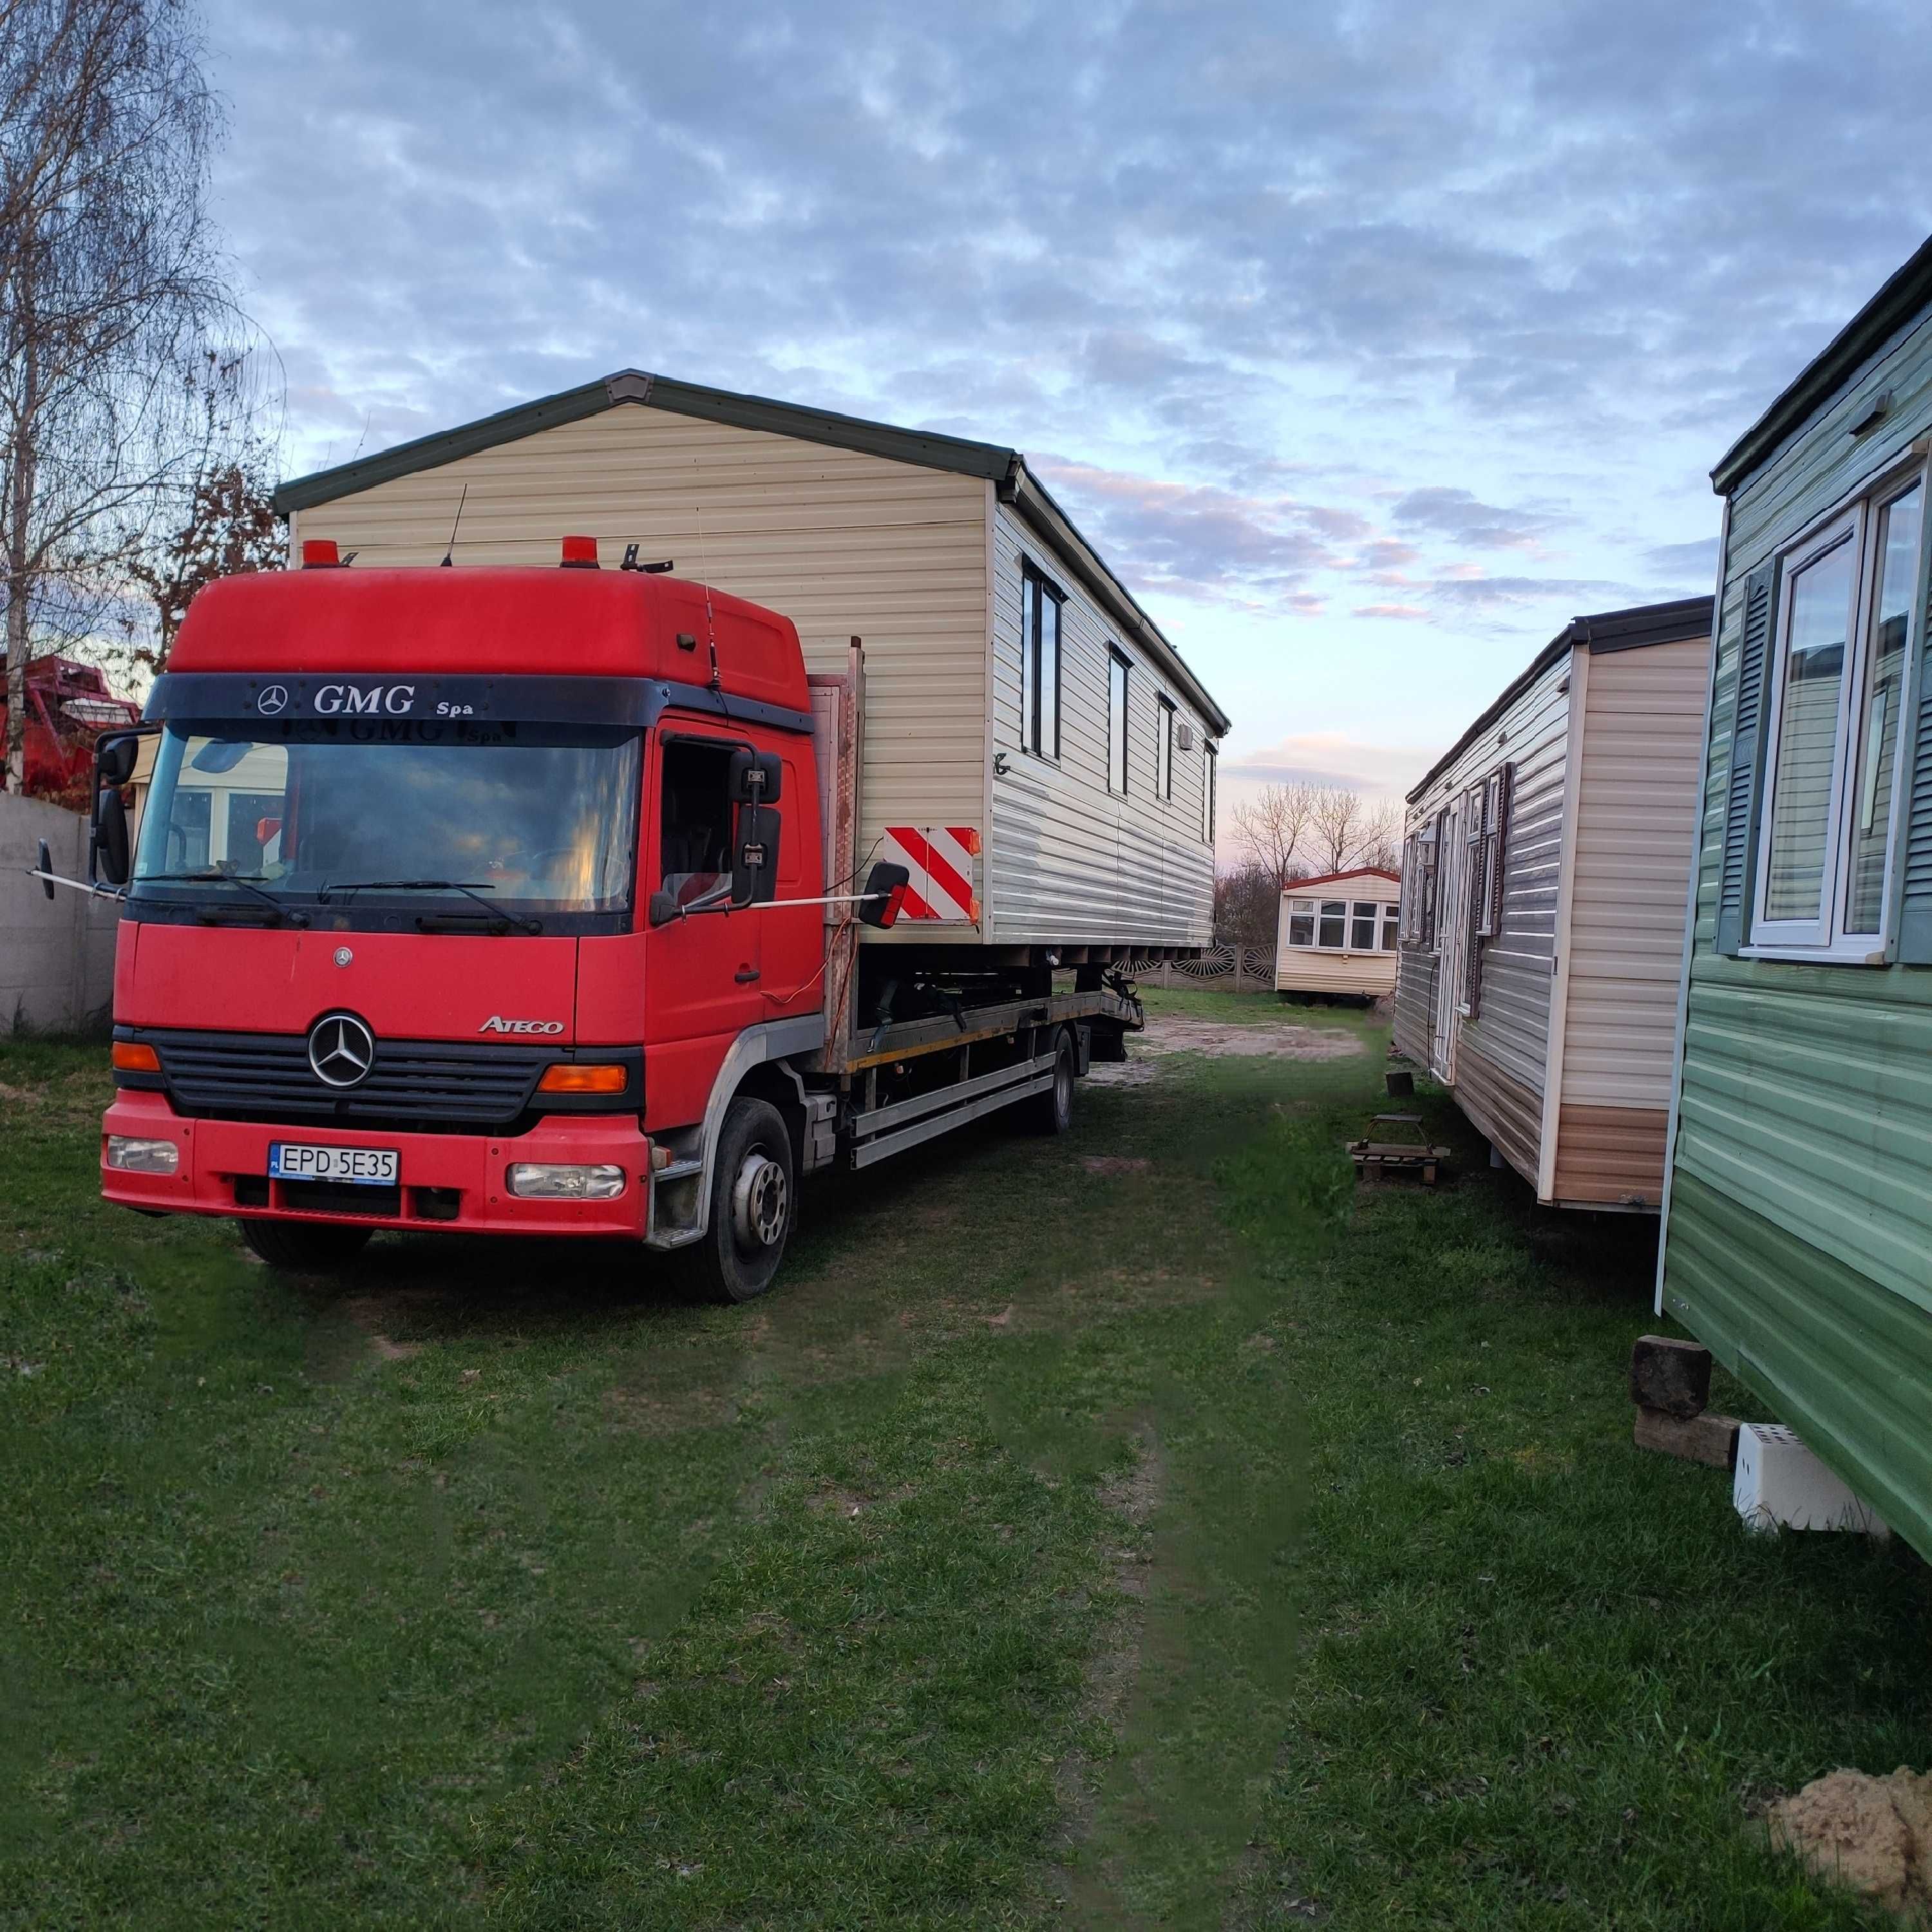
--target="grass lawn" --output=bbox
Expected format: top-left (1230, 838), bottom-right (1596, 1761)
top-left (2, 992), bottom-right (1927, 1929)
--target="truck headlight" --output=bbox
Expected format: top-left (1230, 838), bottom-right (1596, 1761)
top-left (506, 1162), bottom-right (625, 1200)
top-left (106, 1135), bottom-right (179, 1173)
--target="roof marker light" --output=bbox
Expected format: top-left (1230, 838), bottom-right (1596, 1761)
top-left (560, 535), bottom-right (600, 569)
top-left (301, 539), bottom-right (341, 568)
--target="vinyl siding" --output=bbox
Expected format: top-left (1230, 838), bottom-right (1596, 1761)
top-left (1392, 950), bottom-right (1435, 1063)
top-left (291, 402), bottom-right (989, 922)
top-left (1274, 947), bottom-right (1397, 997)
top-left (1544, 636), bottom-right (1707, 1204)
top-left (1401, 650), bottom-right (1571, 1185)
top-left (1661, 291), bottom-right (1932, 1559)
top-left (988, 502), bottom-right (1214, 947)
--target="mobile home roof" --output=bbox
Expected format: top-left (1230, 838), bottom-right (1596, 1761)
top-left (272, 369), bottom-right (1231, 735)
top-left (1405, 595), bottom-right (1714, 805)
top-left (1712, 232), bottom-right (1932, 497)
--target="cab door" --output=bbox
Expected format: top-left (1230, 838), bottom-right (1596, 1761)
top-left (641, 727), bottom-right (764, 1130)
top-left (754, 746), bottom-right (825, 1019)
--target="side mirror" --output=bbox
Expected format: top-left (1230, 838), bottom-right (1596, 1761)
top-left (90, 728), bottom-right (143, 886)
top-left (727, 747), bottom-right (782, 804)
top-left (858, 861), bottom-right (910, 929)
top-left (97, 732), bottom-right (141, 787)
top-left (37, 838), bottom-right (55, 902)
top-left (731, 802), bottom-right (780, 907)
top-left (648, 889), bottom-right (681, 927)
top-left (95, 788), bottom-right (130, 887)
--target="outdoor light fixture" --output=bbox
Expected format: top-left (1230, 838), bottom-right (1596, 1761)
top-left (506, 1162), bottom-right (625, 1200)
top-left (106, 1136), bottom-right (178, 1173)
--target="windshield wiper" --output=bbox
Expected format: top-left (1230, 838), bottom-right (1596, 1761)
top-left (141, 870), bottom-right (308, 927)
top-left (321, 879), bottom-right (542, 934)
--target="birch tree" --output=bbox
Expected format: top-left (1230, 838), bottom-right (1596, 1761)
top-left (0, 0), bottom-right (257, 789)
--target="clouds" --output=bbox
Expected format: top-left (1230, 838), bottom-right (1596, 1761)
top-left (201, 0), bottom-right (1932, 778)
top-left (1388, 488), bottom-right (1567, 552)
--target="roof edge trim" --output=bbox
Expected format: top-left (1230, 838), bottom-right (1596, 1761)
top-left (1405, 595), bottom-right (1714, 805)
top-left (1712, 233), bottom-right (1932, 497)
top-left (1005, 462), bottom-right (1231, 736)
top-left (272, 368), bottom-right (1021, 515)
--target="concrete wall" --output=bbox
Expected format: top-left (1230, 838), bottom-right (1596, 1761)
top-left (0, 793), bottom-right (118, 1033)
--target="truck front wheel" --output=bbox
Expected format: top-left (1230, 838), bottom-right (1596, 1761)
top-left (238, 1218), bottom-right (373, 1273)
top-left (696, 1096), bottom-right (795, 1303)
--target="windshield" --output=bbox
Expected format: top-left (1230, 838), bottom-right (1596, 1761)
top-left (131, 720), bottom-right (641, 918)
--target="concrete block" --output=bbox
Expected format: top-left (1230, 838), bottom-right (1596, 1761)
top-left (1633, 1406), bottom-right (1739, 1470)
top-left (1629, 1334), bottom-right (1712, 1419)
top-left (1734, 1423), bottom-right (1888, 1536)
top-left (1385, 1068), bottom-right (1414, 1097)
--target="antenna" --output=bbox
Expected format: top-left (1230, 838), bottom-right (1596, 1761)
top-left (439, 483), bottom-right (469, 567)
top-left (691, 459), bottom-right (724, 697)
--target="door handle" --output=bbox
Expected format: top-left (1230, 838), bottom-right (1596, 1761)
top-left (735, 965), bottom-right (761, 984)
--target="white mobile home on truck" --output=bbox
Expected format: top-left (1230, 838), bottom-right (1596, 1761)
top-left (274, 372), bottom-right (1229, 966)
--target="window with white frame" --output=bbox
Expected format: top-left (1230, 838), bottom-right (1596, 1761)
top-left (1204, 741), bottom-right (1217, 844)
top-left (1754, 469), bottom-right (1924, 951)
top-left (1157, 694), bottom-right (1175, 800)
top-left (1285, 890), bottom-right (1397, 953)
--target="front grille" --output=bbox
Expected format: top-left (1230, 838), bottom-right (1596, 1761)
top-left (151, 1028), bottom-right (549, 1132)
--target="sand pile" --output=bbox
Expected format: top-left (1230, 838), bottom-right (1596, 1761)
top-left (1770, 1767), bottom-right (1932, 1922)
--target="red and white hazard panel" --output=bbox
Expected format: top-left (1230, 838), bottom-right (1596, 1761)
top-left (882, 826), bottom-right (981, 923)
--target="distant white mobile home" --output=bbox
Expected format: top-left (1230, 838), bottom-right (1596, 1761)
top-left (1275, 867), bottom-right (1399, 1000)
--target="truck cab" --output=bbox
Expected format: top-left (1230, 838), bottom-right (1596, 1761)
top-left (102, 542), bottom-right (829, 1298)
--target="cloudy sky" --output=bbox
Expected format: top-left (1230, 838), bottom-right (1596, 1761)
top-left (204, 0), bottom-right (1932, 833)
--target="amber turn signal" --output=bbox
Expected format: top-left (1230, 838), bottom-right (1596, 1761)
top-left (111, 1041), bottom-right (160, 1074)
top-left (536, 1063), bottom-right (627, 1095)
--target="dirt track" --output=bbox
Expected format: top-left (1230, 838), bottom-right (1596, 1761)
top-left (1087, 1010), bottom-right (1365, 1085)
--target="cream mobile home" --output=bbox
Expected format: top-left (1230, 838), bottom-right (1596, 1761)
top-left (1393, 596), bottom-right (1714, 1209)
top-left (273, 372), bottom-right (1229, 963)
top-left (1276, 868), bottom-right (1400, 1000)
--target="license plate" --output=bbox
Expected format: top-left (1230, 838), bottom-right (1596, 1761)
top-left (269, 1142), bottom-right (399, 1185)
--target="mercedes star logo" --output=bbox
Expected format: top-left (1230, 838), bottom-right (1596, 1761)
top-left (333, 946), bottom-right (354, 968)
top-left (308, 1012), bottom-right (375, 1088)
top-left (258, 684), bottom-right (289, 715)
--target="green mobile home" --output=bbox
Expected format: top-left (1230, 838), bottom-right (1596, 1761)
top-left (1659, 235), bottom-right (1932, 1558)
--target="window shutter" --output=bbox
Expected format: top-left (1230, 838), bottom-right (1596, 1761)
top-left (1488, 761), bottom-right (1513, 936)
top-left (1715, 564), bottom-right (1777, 956)
top-left (1895, 540), bottom-right (1932, 961)
top-left (1464, 788), bottom-right (1486, 1014)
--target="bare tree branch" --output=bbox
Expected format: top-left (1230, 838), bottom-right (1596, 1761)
top-left (1, 0), bottom-right (277, 790)
top-left (1231, 781), bottom-right (1318, 893)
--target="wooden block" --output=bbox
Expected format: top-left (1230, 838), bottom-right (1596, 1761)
top-left (1634, 1406), bottom-right (1739, 1470)
top-left (1629, 1334), bottom-right (1712, 1419)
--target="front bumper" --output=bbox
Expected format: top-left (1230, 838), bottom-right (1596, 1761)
top-left (100, 1091), bottom-right (652, 1240)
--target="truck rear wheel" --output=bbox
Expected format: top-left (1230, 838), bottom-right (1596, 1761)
top-left (1022, 1029), bottom-right (1076, 1135)
top-left (238, 1218), bottom-right (373, 1273)
top-left (695, 1097), bottom-right (795, 1303)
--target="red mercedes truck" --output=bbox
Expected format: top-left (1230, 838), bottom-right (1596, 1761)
top-left (71, 540), bottom-right (1143, 1300)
